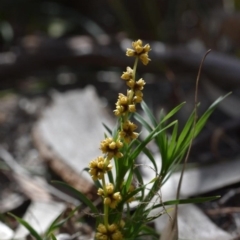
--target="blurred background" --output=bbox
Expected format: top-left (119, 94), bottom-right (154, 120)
top-left (1, 0), bottom-right (240, 238)
top-left (1, 0), bottom-right (240, 159)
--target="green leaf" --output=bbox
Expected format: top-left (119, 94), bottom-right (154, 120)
top-left (107, 168), bottom-right (114, 183)
top-left (140, 101), bottom-right (158, 127)
top-left (161, 102), bottom-right (185, 124)
top-left (102, 122), bottom-right (112, 135)
top-left (134, 112), bottom-right (153, 132)
top-left (175, 110), bottom-right (195, 152)
top-left (138, 225), bottom-right (159, 239)
top-left (51, 233), bottom-right (57, 240)
top-left (130, 121), bottom-right (177, 162)
top-left (167, 121), bottom-right (178, 159)
top-left (46, 205), bottom-right (80, 235)
top-left (151, 195), bottom-right (220, 210)
top-left (125, 166), bottom-right (134, 193)
top-left (133, 166), bottom-right (144, 199)
top-left (8, 213), bottom-right (43, 240)
top-left (135, 139), bottom-right (158, 173)
top-left (52, 181), bottom-right (99, 215)
top-left (194, 93), bottom-right (231, 137)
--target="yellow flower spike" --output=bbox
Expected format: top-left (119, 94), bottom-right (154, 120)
top-left (93, 40), bottom-right (151, 240)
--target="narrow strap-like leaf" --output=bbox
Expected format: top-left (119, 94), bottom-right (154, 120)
top-left (52, 181), bottom-right (99, 215)
top-left (8, 213), bottom-right (43, 240)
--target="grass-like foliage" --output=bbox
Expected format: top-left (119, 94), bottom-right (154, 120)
top-left (9, 40), bottom-right (229, 240)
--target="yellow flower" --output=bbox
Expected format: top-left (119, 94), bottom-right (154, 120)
top-left (121, 67), bottom-right (133, 80)
top-left (134, 78), bottom-right (146, 91)
top-left (126, 48), bottom-right (135, 57)
top-left (139, 53), bottom-right (150, 65)
top-left (114, 93), bottom-right (129, 116)
top-left (97, 188), bottom-right (104, 196)
top-left (126, 39), bottom-right (151, 65)
top-left (97, 224), bottom-right (107, 234)
top-left (98, 183), bottom-right (122, 209)
top-left (114, 93), bottom-right (137, 116)
top-left (108, 224), bottom-right (117, 232)
top-left (119, 120), bottom-right (138, 143)
top-left (106, 183), bottom-right (114, 194)
top-left (112, 231), bottom-right (123, 240)
top-left (104, 191), bottom-right (122, 209)
top-left (104, 197), bottom-right (111, 205)
top-left (89, 156), bottom-right (112, 180)
top-left (95, 232), bottom-right (108, 240)
top-left (126, 79), bottom-right (135, 88)
top-left (95, 223), bottom-right (123, 240)
top-left (133, 90), bottom-right (143, 103)
top-left (128, 104), bottom-right (136, 112)
top-left (100, 137), bottom-right (123, 159)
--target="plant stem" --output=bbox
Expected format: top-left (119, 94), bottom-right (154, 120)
top-left (132, 58), bottom-right (139, 81)
top-left (102, 176), bottom-right (109, 227)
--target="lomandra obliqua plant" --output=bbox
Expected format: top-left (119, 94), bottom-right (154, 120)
top-left (86, 40), bottom-right (228, 240)
top-left (9, 40), bottom-right (229, 240)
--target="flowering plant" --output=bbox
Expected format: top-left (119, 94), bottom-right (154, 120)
top-left (86, 40), bottom-right (228, 240)
top-left (9, 40), bottom-right (229, 240)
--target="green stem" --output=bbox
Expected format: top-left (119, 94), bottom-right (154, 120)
top-left (132, 58), bottom-right (139, 81)
top-left (102, 176), bottom-right (109, 227)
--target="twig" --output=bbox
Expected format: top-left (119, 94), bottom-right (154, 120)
top-left (206, 207), bottom-right (240, 215)
top-left (172, 50), bottom-right (212, 229)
